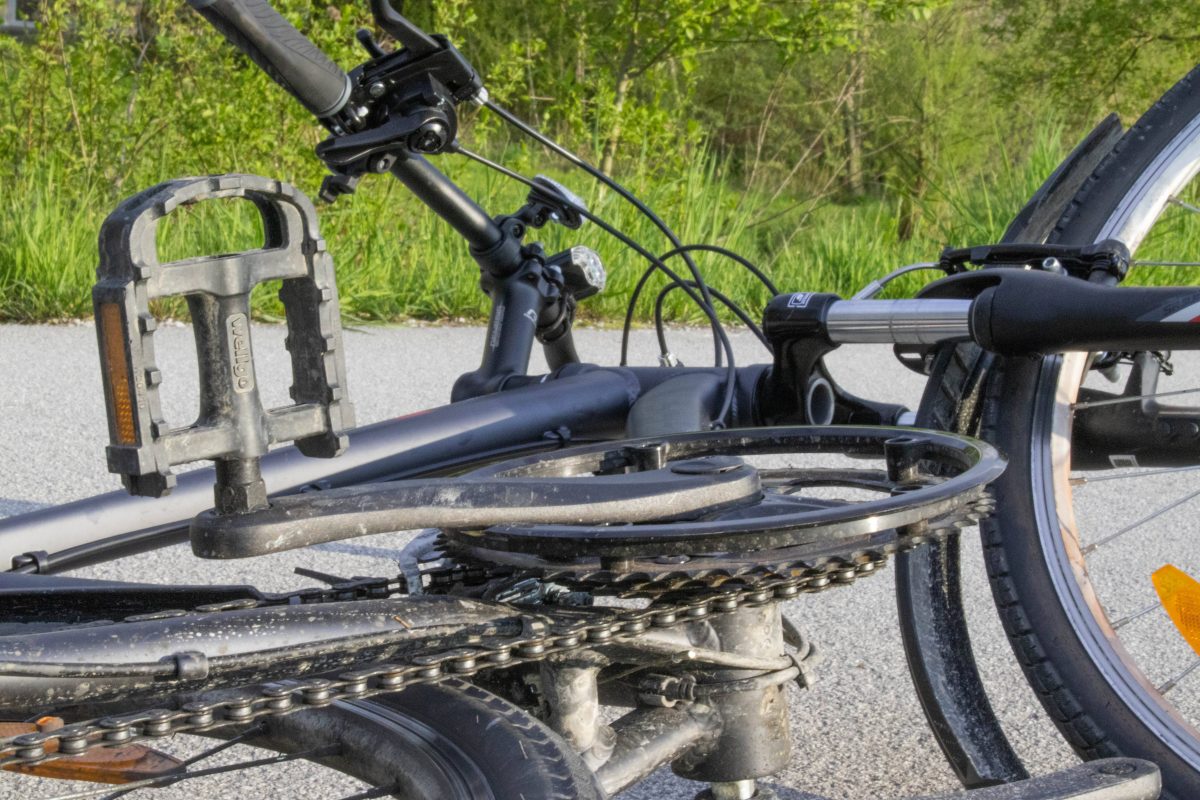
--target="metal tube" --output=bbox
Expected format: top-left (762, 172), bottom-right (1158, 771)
top-left (0, 369), bottom-right (637, 571)
top-left (595, 705), bottom-right (719, 797)
top-left (674, 603), bottom-right (791, 783)
top-left (540, 659), bottom-right (616, 768)
top-left (825, 299), bottom-right (972, 345)
top-left (389, 155), bottom-right (501, 251)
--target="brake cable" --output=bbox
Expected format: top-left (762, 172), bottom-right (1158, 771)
top-left (457, 146), bottom-right (739, 426)
top-left (621, 243), bottom-right (779, 367)
top-left (480, 101), bottom-right (728, 367)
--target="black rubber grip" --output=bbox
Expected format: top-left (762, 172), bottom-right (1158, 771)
top-left (970, 270), bottom-right (1200, 355)
top-left (189, 0), bottom-right (350, 119)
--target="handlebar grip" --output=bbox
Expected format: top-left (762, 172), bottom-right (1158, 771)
top-left (189, 0), bottom-right (351, 119)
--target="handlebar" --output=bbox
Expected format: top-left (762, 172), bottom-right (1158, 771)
top-left (187, 0), bottom-right (351, 120)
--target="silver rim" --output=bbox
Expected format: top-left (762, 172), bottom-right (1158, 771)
top-left (1035, 115), bottom-right (1200, 768)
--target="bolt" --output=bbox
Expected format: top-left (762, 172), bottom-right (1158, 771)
top-left (410, 121), bottom-right (448, 153)
top-left (632, 441), bottom-right (668, 471)
top-left (1042, 256), bottom-right (1065, 274)
top-left (368, 81), bottom-right (387, 98)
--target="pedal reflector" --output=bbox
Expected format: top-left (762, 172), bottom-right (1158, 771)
top-left (97, 301), bottom-right (138, 446)
top-left (1152, 564), bottom-right (1200, 656)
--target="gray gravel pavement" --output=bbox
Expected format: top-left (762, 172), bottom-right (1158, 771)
top-left (0, 321), bottom-right (1170, 799)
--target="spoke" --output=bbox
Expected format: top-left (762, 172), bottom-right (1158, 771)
top-left (1159, 656), bottom-right (1200, 695)
top-left (98, 727), bottom-right (268, 799)
top-left (177, 725), bottom-right (263, 769)
top-left (1073, 387), bottom-right (1200, 410)
top-left (1071, 464), bottom-right (1200, 485)
top-left (1133, 261), bottom-right (1200, 267)
top-left (34, 747), bottom-right (340, 800)
top-left (1168, 195), bottom-right (1200, 215)
top-left (1081, 487), bottom-right (1200, 554)
top-left (1111, 600), bottom-right (1164, 630)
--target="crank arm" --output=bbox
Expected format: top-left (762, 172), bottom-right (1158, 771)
top-left (190, 457), bottom-right (759, 559)
top-left (909, 758), bottom-right (1158, 800)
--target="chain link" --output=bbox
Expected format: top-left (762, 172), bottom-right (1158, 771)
top-left (0, 494), bottom-right (992, 770)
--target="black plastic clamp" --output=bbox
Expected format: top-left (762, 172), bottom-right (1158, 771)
top-left (93, 175), bottom-right (354, 504)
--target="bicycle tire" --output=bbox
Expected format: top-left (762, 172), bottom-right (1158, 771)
top-left (222, 679), bottom-right (603, 800)
top-left (928, 64), bottom-right (1200, 798)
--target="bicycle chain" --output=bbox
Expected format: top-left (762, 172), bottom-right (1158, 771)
top-left (0, 493), bottom-right (992, 769)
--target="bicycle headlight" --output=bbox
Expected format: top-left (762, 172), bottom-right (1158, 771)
top-left (551, 245), bottom-right (606, 300)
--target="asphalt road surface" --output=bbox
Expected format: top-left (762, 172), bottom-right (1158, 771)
top-left (1, 322), bottom-right (1190, 800)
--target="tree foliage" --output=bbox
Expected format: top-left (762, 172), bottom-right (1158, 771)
top-left (0, 0), bottom-right (1197, 320)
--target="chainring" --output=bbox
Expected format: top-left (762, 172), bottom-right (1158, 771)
top-left (433, 426), bottom-right (1002, 575)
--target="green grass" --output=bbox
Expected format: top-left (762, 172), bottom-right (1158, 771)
top-left (5, 124), bottom-right (1189, 325)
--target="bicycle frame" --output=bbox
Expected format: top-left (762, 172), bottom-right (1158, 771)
top-left (3, 3), bottom-right (1198, 796)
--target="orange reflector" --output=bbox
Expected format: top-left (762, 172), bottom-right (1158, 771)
top-left (97, 302), bottom-right (138, 446)
top-left (0, 718), bottom-right (181, 784)
top-left (1152, 565), bottom-right (1200, 656)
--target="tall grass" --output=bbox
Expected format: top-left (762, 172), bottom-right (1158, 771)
top-left (12, 122), bottom-right (1187, 326)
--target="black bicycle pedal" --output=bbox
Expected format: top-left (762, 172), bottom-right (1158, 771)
top-left (93, 175), bottom-right (354, 506)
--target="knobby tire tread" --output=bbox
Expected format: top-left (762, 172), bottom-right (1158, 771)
top-left (376, 679), bottom-right (604, 800)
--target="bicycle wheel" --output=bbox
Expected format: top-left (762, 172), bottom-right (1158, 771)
top-left (955, 65), bottom-right (1200, 798)
top-left (235, 680), bottom-right (602, 800)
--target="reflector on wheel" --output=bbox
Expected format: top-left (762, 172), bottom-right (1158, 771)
top-left (1152, 564), bottom-right (1200, 656)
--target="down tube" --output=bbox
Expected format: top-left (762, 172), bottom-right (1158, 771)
top-left (0, 368), bottom-right (637, 573)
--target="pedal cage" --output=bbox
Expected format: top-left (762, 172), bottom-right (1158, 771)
top-left (93, 175), bottom-right (353, 501)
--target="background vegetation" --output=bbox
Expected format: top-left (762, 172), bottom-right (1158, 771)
top-left (0, 0), bottom-right (1197, 323)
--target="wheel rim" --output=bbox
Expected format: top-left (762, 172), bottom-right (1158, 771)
top-left (1035, 115), bottom-right (1200, 770)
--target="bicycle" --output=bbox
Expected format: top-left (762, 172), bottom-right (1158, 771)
top-left (0, 1), bottom-right (1198, 798)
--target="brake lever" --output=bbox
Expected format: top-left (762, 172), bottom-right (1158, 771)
top-left (370, 0), bottom-right (439, 58)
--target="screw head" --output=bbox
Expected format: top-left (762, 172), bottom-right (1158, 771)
top-left (368, 81), bottom-right (387, 98)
